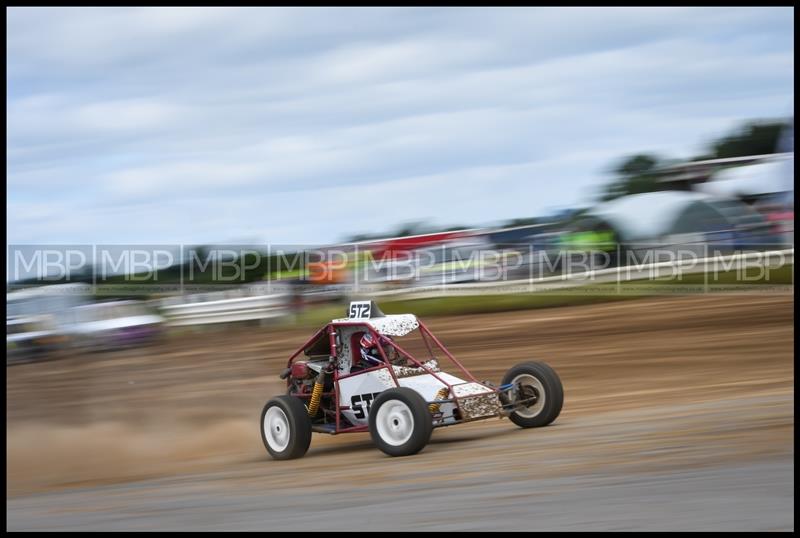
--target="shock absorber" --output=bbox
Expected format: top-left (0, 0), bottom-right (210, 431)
top-left (307, 371), bottom-right (326, 417)
top-left (428, 387), bottom-right (450, 414)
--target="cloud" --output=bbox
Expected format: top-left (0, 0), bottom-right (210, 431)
top-left (6, 7), bottom-right (794, 245)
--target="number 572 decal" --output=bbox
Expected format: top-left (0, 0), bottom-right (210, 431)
top-left (348, 301), bottom-right (371, 319)
top-left (351, 392), bottom-right (383, 419)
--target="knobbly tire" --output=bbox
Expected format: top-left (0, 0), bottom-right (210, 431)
top-left (261, 395), bottom-right (312, 460)
top-left (502, 361), bottom-right (564, 428)
top-left (369, 387), bottom-right (433, 457)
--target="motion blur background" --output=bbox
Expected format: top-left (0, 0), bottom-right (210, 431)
top-left (6, 7), bottom-right (794, 531)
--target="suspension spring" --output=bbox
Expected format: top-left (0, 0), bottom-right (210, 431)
top-left (428, 387), bottom-right (450, 414)
top-left (307, 372), bottom-right (325, 417)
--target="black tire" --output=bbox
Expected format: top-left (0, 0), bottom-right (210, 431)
top-left (260, 395), bottom-right (312, 460)
top-left (501, 361), bottom-right (563, 428)
top-left (369, 387), bottom-right (433, 457)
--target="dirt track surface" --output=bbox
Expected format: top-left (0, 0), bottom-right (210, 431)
top-left (6, 292), bottom-right (795, 531)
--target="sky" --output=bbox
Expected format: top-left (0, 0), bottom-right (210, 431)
top-left (6, 7), bottom-right (795, 246)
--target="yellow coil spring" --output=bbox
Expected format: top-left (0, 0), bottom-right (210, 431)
top-left (307, 380), bottom-right (324, 416)
top-left (428, 387), bottom-right (450, 414)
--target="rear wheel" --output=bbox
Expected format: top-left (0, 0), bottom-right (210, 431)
top-left (369, 388), bottom-right (433, 457)
top-left (260, 395), bottom-right (312, 460)
top-left (502, 361), bottom-right (563, 428)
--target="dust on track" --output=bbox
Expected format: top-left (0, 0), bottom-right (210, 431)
top-left (6, 292), bottom-right (795, 530)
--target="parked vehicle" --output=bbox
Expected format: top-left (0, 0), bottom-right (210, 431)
top-left (60, 300), bottom-right (164, 351)
top-left (6, 315), bottom-right (64, 364)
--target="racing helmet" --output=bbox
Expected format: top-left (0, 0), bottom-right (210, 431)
top-left (360, 332), bottom-right (376, 350)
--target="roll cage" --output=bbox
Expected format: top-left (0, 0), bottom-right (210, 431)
top-left (283, 319), bottom-right (494, 434)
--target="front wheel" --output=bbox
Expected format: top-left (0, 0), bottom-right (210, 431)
top-left (260, 395), bottom-right (312, 460)
top-left (369, 388), bottom-right (433, 457)
top-left (502, 361), bottom-right (563, 428)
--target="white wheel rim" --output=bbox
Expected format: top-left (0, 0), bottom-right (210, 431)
top-left (375, 400), bottom-right (414, 446)
top-left (512, 374), bottom-right (546, 418)
top-left (264, 406), bottom-right (290, 452)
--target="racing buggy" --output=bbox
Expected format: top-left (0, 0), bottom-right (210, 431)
top-left (260, 301), bottom-right (563, 459)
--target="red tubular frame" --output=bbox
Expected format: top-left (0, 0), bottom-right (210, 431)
top-left (419, 321), bottom-right (481, 384)
top-left (282, 318), bottom-right (496, 434)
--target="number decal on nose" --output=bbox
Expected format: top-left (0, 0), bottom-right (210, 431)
top-left (351, 392), bottom-right (383, 419)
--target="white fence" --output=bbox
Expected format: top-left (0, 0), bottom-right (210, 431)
top-left (159, 294), bottom-right (289, 326)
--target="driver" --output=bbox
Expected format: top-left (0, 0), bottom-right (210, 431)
top-left (359, 332), bottom-right (384, 368)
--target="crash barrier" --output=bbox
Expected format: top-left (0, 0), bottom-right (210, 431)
top-left (366, 248), bottom-right (794, 298)
top-left (159, 293), bottom-right (289, 326)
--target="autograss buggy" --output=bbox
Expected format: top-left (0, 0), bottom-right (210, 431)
top-left (261, 301), bottom-right (563, 459)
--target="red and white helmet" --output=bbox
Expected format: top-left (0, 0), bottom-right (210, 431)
top-left (360, 332), bottom-right (376, 349)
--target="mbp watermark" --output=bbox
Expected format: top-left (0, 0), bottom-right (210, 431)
top-left (10, 246), bottom-right (92, 283)
top-left (97, 246), bottom-right (176, 282)
top-left (6, 242), bottom-right (793, 296)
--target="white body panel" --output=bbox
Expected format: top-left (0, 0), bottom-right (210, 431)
top-left (331, 314), bottom-right (419, 337)
top-left (337, 368), bottom-right (493, 426)
top-left (338, 368), bottom-right (396, 426)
